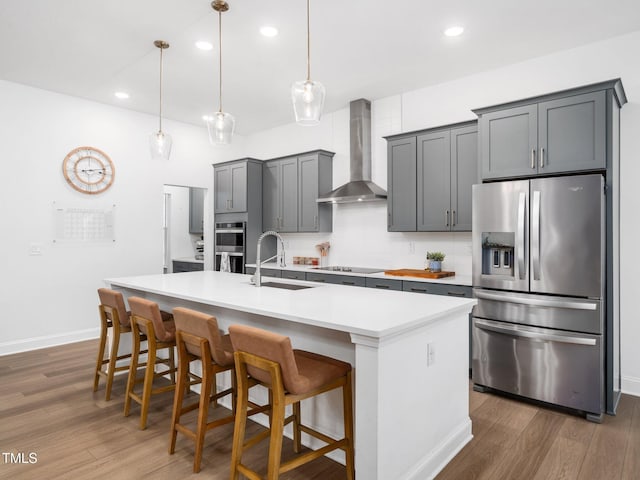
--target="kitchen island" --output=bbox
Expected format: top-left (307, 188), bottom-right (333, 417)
top-left (106, 271), bottom-right (476, 480)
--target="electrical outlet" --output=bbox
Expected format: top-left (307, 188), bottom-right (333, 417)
top-left (29, 243), bottom-right (43, 256)
top-left (427, 343), bottom-right (435, 366)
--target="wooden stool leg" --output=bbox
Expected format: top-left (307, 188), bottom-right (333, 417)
top-left (266, 388), bottom-right (285, 480)
top-left (169, 347), bottom-right (189, 455)
top-left (343, 371), bottom-right (355, 480)
top-left (124, 324), bottom-right (140, 417)
top-left (139, 338), bottom-right (157, 430)
top-left (93, 317), bottom-right (108, 392)
top-left (230, 364), bottom-right (249, 480)
top-left (168, 346), bottom-right (176, 384)
top-left (193, 360), bottom-right (213, 473)
top-left (293, 401), bottom-right (302, 453)
top-left (104, 326), bottom-right (120, 401)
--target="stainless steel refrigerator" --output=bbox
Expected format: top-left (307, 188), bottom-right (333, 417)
top-left (472, 174), bottom-right (606, 421)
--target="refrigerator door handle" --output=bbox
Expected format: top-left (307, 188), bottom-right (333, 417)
top-left (474, 290), bottom-right (597, 310)
top-left (532, 190), bottom-right (541, 280)
top-left (517, 192), bottom-right (526, 279)
top-left (475, 318), bottom-right (597, 346)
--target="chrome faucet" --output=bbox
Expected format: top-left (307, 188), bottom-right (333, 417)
top-left (252, 231), bottom-right (286, 287)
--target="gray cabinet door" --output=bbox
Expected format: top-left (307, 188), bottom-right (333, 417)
top-left (262, 161), bottom-right (279, 231)
top-left (538, 91), bottom-right (606, 174)
top-left (229, 162), bottom-right (247, 212)
top-left (214, 165), bottom-right (230, 214)
top-left (417, 130), bottom-right (450, 231)
top-left (214, 161), bottom-right (247, 213)
top-left (387, 137), bottom-right (417, 231)
top-left (481, 104), bottom-right (537, 180)
top-left (189, 187), bottom-right (205, 234)
top-left (279, 157), bottom-right (299, 232)
top-left (298, 154), bottom-right (319, 232)
top-left (451, 125), bottom-right (478, 232)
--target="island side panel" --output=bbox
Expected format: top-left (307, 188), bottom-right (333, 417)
top-left (351, 310), bottom-right (472, 480)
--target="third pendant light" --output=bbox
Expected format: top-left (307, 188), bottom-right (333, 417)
top-left (291, 0), bottom-right (325, 126)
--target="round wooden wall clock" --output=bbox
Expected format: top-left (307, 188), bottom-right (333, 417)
top-left (62, 146), bottom-right (115, 194)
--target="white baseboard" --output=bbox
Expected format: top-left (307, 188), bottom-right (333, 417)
top-left (0, 328), bottom-right (100, 356)
top-left (622, 375), bottom-right (640, 398)
top-left (402, 417), bottom-right (473, 480)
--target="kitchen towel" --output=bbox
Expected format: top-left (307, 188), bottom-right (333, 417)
top-left (220, 252), bottom-right (230, 272)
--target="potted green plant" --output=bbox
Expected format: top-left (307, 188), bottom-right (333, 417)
top-left (426, 252), bottom-right (446, 273)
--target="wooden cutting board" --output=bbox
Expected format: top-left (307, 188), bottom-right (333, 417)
top-left (384, 269), bottom-right (455, 279)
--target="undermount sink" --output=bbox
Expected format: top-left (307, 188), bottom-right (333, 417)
top-left (261, 281), bottom-right (315, 291)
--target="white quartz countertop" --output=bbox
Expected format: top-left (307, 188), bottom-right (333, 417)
top-left (106, 271), bottom-right (476, 339)
top-left (246, 262), bottom-right (472, 286)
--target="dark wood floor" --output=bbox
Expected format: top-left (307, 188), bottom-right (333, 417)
top-left (1, 339), bottom-right (638, 479)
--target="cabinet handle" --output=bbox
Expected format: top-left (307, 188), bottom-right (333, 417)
top-left (447, 291), bottom-right (467, 297)
top-left (342, 281), bottom-right (356, 286)
top-left (445, 210), bottom-right (450, 227)
top-left (313, 278), bottom-right (326, 283)
top-left (374, 285), bottom-right (390, 289)
top-left (452, 210), bottom-right (456, 226)
top-left (540, 147), bottom-right (545, 168)
top-left (314, 215), bottom-right (318, 229)
top-left (531, 148), bottom-right (536, 169)
top-left (229, 199), bottom-right (233, 209)
top-left (410, 287), bottom-right (428, 293)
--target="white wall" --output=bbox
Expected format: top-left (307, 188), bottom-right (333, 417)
top-left (0, 80), bottom-right (237, 353)
top-left (163, 185), bottom-right (201, 269)
top-left (239, 30), bottom-right (640, 396)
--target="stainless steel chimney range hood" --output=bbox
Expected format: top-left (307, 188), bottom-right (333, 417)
top-left (316, 99), bottom-right (387, 204)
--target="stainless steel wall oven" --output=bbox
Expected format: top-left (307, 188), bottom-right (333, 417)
top-left (214, 221), bottom-right (245, 273)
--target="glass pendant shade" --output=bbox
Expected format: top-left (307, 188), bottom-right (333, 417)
top-left (291, 79), bottom-right (325, 126)
top-left (149, 131), bottom-right (173, 160)
top-left (206, 111), bottom-right (235, 145)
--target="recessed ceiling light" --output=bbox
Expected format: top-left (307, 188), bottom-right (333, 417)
top-left (195, 40), bottom-right (213, 51)
top-left (444, 26), bottom-right (464, 37)
top-left (202, 115), bottom-right (214, 122)
top-left (114, 91), bottom-right (129, 99)
top-left (259, 26), bottom-right (278, 37)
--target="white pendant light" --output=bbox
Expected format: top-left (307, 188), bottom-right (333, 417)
top-left (291, 0), bottom-right (325, 126)
top-left (149, 40), bottom-right (172, 160)
top-left (205, 0), bottom-right (235, 145)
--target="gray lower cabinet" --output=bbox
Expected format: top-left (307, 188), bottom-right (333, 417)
top-left (365, 277), bottom-right (402, 291)
top-left (244, 266), bottom-right (281, 278)
top-left (402, 281), bottom-right (472, 298)
top-left (305, 272), bottom-right (366, 287)
top-left (189, 187), bottom-right (205, 234)
top-left (387, 121), bottom-right (477, 232)
top-left (281, 270), bottom-right (306, 280)
top-left (172, 260), bottom-right (204, 273)
top-left (476, 88), bottom-right (608, 180)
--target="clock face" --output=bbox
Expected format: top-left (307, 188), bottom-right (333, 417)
top-left (63, 146), bottom-right (115, 194)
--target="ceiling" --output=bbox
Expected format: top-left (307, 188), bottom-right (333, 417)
top-left (1, 0), bottom-right (639, 135)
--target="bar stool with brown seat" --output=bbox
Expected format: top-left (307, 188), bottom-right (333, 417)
top-left (124, 296), bottom-right (178, 430)
top-left (94, 288), bottom-right (140, 401)
top-left (229, 324), bottom-right (355, 480)
top-left (169, 307), bottom-right (236, 473)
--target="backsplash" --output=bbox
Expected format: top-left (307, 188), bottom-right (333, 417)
top-left (278, 202), bottom-right (472, 275)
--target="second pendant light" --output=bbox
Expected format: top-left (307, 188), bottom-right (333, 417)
top-left (206, 0), bottom-right (235, 144)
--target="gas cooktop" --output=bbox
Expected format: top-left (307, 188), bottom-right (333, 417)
top-left (312, 266), bottom-right (384, 274)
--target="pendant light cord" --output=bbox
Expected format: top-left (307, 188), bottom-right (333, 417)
top-left (159, 46), bottom-right (164, 133)
top-left (218, 9), bottom-right (223, 113)
top-left (306, 0), bottom-right (311, 82)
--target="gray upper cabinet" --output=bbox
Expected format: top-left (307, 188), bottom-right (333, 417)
top-left (264, 150), bottom-right (334, 233)
top-left (188, 187), bottom-right (205, 234)
top-left (387, 121), bottom-right (477, 232)
top-left (263, 157), bottom-right (298, 232)
top-left (387, 137), bottom-right (417, 231)
top-left (477, 88), bottom-right (607, 180)
top-left (214, 160), bottom-right (248, 213)
top-left (298, 152), bottom-right (333, 232)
